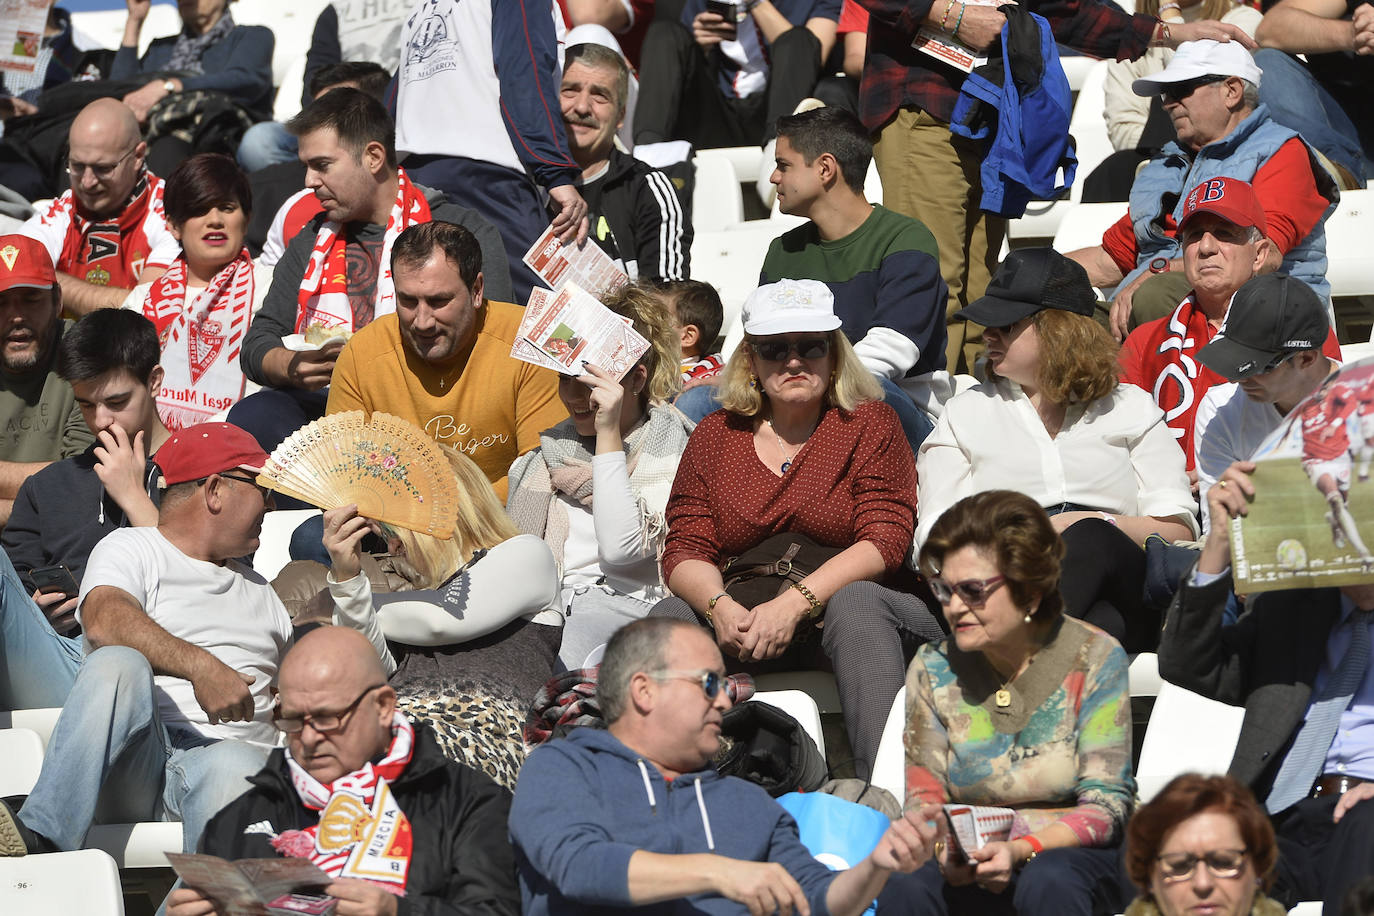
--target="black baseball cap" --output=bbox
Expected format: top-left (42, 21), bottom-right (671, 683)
top-left (952, 248), bottom-right (1097, 327)
top-left (1197, 274), bottom-right (1330, 380)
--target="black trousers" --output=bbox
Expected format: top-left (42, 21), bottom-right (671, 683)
top-left (1271, 793), bottom-right (1374, 916)
top-left (633, 20), bottom-right (822, 148)
top-left (1058, 517), bottom-right (1157, 653)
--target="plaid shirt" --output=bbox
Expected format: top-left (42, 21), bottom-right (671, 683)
top-left (857, 0), bottom-right (1156, 130)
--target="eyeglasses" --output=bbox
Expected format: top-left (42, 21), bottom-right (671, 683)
top-left (1156, 849), bottom-right (1249, 882)
top-left (648, 669), bottom-right (726, 699)
top-left (217, 472), bottom-right (274, 503)
top-left (1159, 75), bottom-right (1226, 104)
top-left (273, 683), bottom-right (386, 735)
top-left (67, 146), bottom-right (138, 180)
top-left (750, 337), bottom-right (831, 362)
top-left (929, 575), bottom-right (1006, 607)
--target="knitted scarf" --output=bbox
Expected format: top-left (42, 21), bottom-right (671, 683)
top-left (278, 712), bottom-right (416, 894)
top-left (142, 250), bottom-right (253, 431)
top-left (295, 168), bottom-right (431, 335)
top-left (505, 403), bottom-right (694, 580)
top-left (165, 10), bottom-right (236, 75)
top-left (44, 170), bottom-right (166, 289)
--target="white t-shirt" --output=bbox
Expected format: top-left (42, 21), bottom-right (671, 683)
top-left (1193, 382), bottom-right (1286, 538)
top-left (77, 527), bottom-right (293, 747)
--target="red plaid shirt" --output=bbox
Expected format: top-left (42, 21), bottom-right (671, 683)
top-left (856, 0), bottom-right (1156, 130)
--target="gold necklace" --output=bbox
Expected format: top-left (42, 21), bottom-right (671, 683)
top-left (995, 655), bottom-right (1035, 708)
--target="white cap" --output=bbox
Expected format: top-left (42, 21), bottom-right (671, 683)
top-left (742, 279), bottom-right (842, 336)
top-left (1131, 40), bottom-right (1263, 97)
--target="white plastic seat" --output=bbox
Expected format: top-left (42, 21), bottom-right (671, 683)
top-left (1050, 201), bottom-right (1129, 254)
top-left (1324, 189), bottom-right (1374, 301)
top-left (84, 822), bottom-right (184, 870)
top-left (692, 153), bottom-right (745, 232)
top-left (752, 671), bottom-right (842, 716)
top-left (690, 222), bottom-right (781, 345)
top-left (253, 507), bottom-right (323, 582)
top-left (1135, 681), bottom-right (1246, 802)
top-left (1128, 652), bottom-right (1162, 698)
top-left (0, 708), bottom-right (61, 750)
top-left (0, 848), bottom-right (124, 915)
top-left (870, 686), bottom-right (906, 804)
top-left (0, 728), bottom-right (44, 797)
top-left (751, 689), bottom-right (826, 759)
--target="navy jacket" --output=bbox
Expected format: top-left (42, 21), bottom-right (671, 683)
top-left (110, 23), bottom-right (275, 120)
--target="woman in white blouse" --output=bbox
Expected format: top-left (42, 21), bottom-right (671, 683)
top-left (917, 249), bottom-right (1197, 652)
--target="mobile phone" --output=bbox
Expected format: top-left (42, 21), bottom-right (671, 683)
top-left (706, 0), bottom-right (741, 22)
top-left (30, 564), bottom-right (79, 596)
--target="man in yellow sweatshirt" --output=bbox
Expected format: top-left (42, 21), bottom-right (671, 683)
top-left (327, 221), bottom-right (565, 500)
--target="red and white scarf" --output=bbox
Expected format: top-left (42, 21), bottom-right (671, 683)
top-left (142, 251), bottom-right (254, 431)
top-left (278, 712), bottom-right (416, 894)
top-left (295, 168), bottom-right (432, 335)
top-left (40, 171), bottom-right (169, 289)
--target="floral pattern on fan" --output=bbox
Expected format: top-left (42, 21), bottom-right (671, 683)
top-left (339, 442), bottom-right (424, 502)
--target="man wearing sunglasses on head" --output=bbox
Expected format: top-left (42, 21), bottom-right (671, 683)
top-left (1066, 39), bottom-right (1338, 343)
top-left (17, 99), bottom-right (179, 317)
top-left (512, 617), bottom-right (944, 916)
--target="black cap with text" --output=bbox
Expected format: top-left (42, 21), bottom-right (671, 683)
top-left (1197, 274), bottom-right (1330, 381)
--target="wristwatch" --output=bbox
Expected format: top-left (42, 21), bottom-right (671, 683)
top-left (162, 79), bottom-right (178, 94)
top-left (1149, 256), bottom-right (1171, 274)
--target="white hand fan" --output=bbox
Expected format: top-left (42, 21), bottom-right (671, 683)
top-left (258, 411), bottom-right (461, 539)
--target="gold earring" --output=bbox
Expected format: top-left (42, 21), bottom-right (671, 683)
top-left (749, 374), bottom-right (760, 390)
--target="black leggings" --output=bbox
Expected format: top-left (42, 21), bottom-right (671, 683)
top-left (1058, 517), bottom-right (1157, 652)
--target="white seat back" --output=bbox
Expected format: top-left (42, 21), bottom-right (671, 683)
top-left (1325, 189), bottom-right (1374, 301)
top-left (0, 728), bottom-right (44, 797)
top-left (253, 508), bottom-right (322, 582)
top-left (692, 153), bottom-right (745, 232)
top-left (871, 686), bottom-right (906, 804)
top-left (1051, 201), bottom-right (1128, 254)
top-left (751, 689), bottom-right (826, 759)
top-left (0, 849), bottom-right (124, 915)
top-left (0, 708), bottom-right (62, 750)
top-left (1135, 682), bottom-right (1246, 802)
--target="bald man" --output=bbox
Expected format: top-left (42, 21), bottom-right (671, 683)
top-left (167, 627), bottom-right (521, 916)
top-left (18, 98), bottom-right (178, 316)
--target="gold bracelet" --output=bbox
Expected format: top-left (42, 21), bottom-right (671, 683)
top-left (704, 591), bottom-right (728, 624)
top-left (790, 582), bottom-right (823, 618)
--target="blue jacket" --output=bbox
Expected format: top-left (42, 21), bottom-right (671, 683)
top-left (1120, 103), bottom-right (1339, 299)
top-left (509, 727), bottom-right (838, 916)
top-left (110, 23), bottom-right (275, 120)
top-left (950, 6), bottom-right (1075, 218)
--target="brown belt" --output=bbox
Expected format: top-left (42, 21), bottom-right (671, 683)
top-left (1313, 774), bottom-right (1369, 798)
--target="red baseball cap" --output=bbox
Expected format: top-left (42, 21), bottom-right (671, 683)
top-left (156, 422), bottom-right (270, 487)
top-left (0, 234), bottom-right (57, 292)
top-left (1179, 177), bottom-right (1268, 236)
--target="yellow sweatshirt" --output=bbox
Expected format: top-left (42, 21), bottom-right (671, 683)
top-left (327, 300), bottom-right (566, 500)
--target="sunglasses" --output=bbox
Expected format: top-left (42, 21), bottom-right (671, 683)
top-left (1159, 75), bottom-right (1225, 104)
top-left (273, 683), bottom-right (386, 735)
top-left (1156, 848), bottom-right (1249, 882)
top-left (929, 575), bottom-right (1006, 607)
top-left (649, 668), bottom-right (727, 699)
top-left (750, 337), bottom-right (831, 362)
top-left (218, 472), bottom-right (273, 502)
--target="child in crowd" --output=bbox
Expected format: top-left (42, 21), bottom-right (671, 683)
top-left (662, 279), bottom-right (725, 387)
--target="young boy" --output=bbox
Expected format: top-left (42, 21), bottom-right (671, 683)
top-left (663, 279), bottom-right (725, 388)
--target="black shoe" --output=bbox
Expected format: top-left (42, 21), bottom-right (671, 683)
top-left (0, 798), bottom-right (49, 856)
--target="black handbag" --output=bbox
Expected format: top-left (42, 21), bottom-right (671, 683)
top-left (720, 532), bottom-right (844, 618)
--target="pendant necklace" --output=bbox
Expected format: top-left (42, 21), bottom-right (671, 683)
top-left (767, 420), bottom-right (805, 473)
top-left (995, 653), bottom-right (1036, 708)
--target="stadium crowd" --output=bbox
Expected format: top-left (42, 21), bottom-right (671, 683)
top-left (0, 0), bottom-right (1372, 913)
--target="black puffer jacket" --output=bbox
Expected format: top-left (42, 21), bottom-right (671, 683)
top-left (195, 724), bottom-right (520, 916)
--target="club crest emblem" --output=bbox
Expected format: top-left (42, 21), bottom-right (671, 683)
top-left (0, 245), bottom-right (18, 271)
top-left (186, 320), bottom-right (224, 384)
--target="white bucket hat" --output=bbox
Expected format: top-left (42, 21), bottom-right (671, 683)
top-left (742, 279), bottom-right (843, 336)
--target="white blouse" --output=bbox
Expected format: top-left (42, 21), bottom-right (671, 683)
top-left (915, 379), bottom-right (1199, 547)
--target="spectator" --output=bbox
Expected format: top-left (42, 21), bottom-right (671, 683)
top-left (760, 105), bottom-right (947, 449)
top-left (880, 489), bottom-right (1136, 916)
top-left (0, 424), bottom-right (295, 859)
top-left (917, 249), bottom-right (1197, 653)
top-left (507, 285), bottom-right (694, 670)
top-left (2, 310), bottom-right (169, 707)
top-left (857, 0), bottom-right (1253, 374)
top-left (648, 278), bottom-right (945, 779)
top-left (231, 89), bottom-right (512, 455)
top-left (509, 616), bottom-right (942, 916)
top-left (165, 626), bottom-right (521, 916)
top-left (0, 3), bottom-right (81, 108)
top-left (1118, 177), bottom-right (1340, 472)
top-left (1161, 461), bottom-right (1374, 914)
top-left (326, 221), bottom-right (566, 499)
top-left (1066, 40), bottom-right (1339, 341)
top-left (311, 447), bottom-right (562, 789)
top-left (1253, 0), bottom-right (1373, 188)
top-left (1123, 774), bottom-right (1284, 916)
top-left (634, 0), bottom-right (840, 153)
top-left (18, 99), bottom-right (178, 316)
top-left (112, 0), bottom-right (275, 177)
top-left (0, 234), bottom-right (95, 526)
top-left (568, 0), bottom-right (656, 66)
top-left (394, 0), bottom-right (587, 301)
top-left (561, 43), bottom-right (691, 283)
top-left (134, 153), bottom-right (256, 430)
top-left (810, 0), bottom-right (871, 116)
top-left (1193, 274), bottom-right (1340, 536)
top-left (665, 278), bottom-right (726, 386)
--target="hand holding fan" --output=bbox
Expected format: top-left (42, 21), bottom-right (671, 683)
top-left (257, 411), bottom-right (460, 539)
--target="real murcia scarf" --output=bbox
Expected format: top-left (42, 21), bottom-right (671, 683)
top-left (42, 170), bottom-right (167, 289)
top-left (142, 250), bottom-right (254, 431)
top-left (295, 168), bottom-right (431, 335)
top-left (278, 711), bottom-right (416, 895)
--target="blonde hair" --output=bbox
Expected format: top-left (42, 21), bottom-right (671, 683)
top-left (988, 309), bottom-right (1120, 406)
top-left (382, 446), bottom-right (519, 589)
top-left (716, 330), bottom-right (882, 416)
top-left (602, 284), bottom-right (682, 402)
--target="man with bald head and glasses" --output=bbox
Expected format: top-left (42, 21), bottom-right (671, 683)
top-left (18, 98), bottom-right (178, 316)
top-left (511, 616), bottom-right (943, 916)
top-left (166, 626), bottom-right (520, 916)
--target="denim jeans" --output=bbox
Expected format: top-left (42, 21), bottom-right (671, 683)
top-left (1254, 48), bottom-right (1371, 184)
top-left (17, 646), bottom-right (269, 854)
top-left (236, 121), bottom-right (299, 173)
top-left (0, 548), bottom-right (81, 709)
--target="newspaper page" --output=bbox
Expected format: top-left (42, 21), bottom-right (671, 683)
top-left (1, 0), bottom-right (49, 74)
top-left (522, 225), bottom-right (629, 300)
top-left (910, 0), bottom-right (1000, 73)
top-left (1231, 358), bottom-right (1374, 594)
top-left (943, 804), bottom-right (1014, 857)
top-left (166, 853), bottom-right (334, 915)
top-left (514, 281), bottom-right (649, 381)
top-left (511, 287), bottom-right (566, 372)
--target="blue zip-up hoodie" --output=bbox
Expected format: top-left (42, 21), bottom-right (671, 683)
top-left (509, 727), bottom-right (837, 916)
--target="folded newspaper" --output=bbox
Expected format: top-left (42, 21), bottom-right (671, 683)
top-left (0, 0), bottom-right (48, 75)
top-left (1231, 357), bottom-right (1374, 594)
top-left (510, 281), bottom-right (649, 382)
top-left (522, 225), bottom-right (629, 301)
top-left (943, 803), bottom-right (1014, 857)
top-left (166, 853), bottom-right (336, 915)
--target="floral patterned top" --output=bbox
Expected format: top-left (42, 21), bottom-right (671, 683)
top-left (903, 616), bottom-right (1135, 846)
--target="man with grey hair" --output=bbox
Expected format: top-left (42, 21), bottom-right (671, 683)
top-left (510, 617), bottom-right (942, 916)
top-left (560, 42), bottom-right (689, 282)
top-left (1066, 39), bottom-right (1338, 341)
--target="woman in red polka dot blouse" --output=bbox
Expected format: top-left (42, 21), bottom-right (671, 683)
top-left (650, 279), bottom-right (945, 779)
